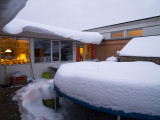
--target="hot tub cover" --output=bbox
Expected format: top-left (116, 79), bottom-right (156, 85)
top-left (54, 61), bottom-right (160, 119)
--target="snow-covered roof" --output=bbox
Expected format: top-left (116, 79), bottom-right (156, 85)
top-left (2, 18), bottom-right (103, 44)
top-left (117, 36), bottom-right (160, 57)
top-left (54, 61), bottom-right (160, 116)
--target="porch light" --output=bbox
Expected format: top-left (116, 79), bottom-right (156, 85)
top-left (5, 49), bottom-right (12, 53)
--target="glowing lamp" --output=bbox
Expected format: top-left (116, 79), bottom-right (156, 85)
top-left (5, 49), bottom-right (12, 53)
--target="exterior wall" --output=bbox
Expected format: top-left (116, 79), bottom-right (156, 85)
top-left (96, 39), bottom-right (131, 61)
top-left (0, 65), bottom-right (6, 85)
top-left (85, 16), bottom-right (160, 40)
top-left (5, 64), bottom-right (31, 85)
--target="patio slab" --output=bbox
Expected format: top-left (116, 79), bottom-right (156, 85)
top-left (0, 86), bottom-right (21, 120)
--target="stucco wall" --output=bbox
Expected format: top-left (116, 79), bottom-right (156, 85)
top-left (5, 64), bottom-right (31, 85)
top-left (96, 39), bottom-right (131, 61)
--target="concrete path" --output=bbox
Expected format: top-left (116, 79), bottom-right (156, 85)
top-left (0, 87), bottom-right (21, 120)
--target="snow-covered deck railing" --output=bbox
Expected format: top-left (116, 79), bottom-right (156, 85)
top-left (2, 18), bottom-right (103, 44)
top-left (117, 36), bottom-right (160, 57)
top-left (54, 61), bottom-right (160, 120)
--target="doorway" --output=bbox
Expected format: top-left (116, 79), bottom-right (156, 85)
top-left (76, 43), bottom-right (84, 62)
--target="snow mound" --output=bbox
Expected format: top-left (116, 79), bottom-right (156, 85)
top-left (105, 56), bottom-right (118, 62)
top-left (54, 61), bottom-right (160, 116)
top-left (2, 18), bottom-right (103, 44)
top-left (117, 36), bottom-right (160, 57)
top-left (14, 79), bottom-right (64, 120)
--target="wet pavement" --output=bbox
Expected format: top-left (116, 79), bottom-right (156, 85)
top-left (0, 86), bottom-right (21, 120)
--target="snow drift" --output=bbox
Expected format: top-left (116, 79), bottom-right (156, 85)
top-left (54, 61), bottom-right (160, 116)
top-left (13, 79), bottom-right (64, 120)
top-left (2, 18), bottom-right (103, 44)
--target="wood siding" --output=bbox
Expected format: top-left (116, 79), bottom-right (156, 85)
top-left (119, 56), bottom-right (160, 65)
top-left (96, 39), bottom-right (131, 61)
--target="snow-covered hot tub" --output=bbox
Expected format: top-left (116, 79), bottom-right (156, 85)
top-left (54, 61), bottom-right (160, 120)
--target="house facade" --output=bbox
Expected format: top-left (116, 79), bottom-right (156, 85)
top-left (0, 16), bottom-right (160, 85)
top-left (86, 16), bottom-right (160, 60)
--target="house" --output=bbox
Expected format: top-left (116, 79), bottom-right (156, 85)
top-left (85, 15), bottom-right (160, 61)
top-left (0, 1), bottom-right (160, 85)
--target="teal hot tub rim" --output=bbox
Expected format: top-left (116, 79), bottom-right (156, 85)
top-left (54, 85), bottom-right (160, 120)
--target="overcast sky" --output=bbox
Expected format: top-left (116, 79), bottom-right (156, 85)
top-left (16, 0), bottom-right (160, 30)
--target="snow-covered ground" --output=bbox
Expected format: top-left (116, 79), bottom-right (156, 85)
top-left (13, 79), bottom-right (116, 120)
top-left (13, 79), bottom-right (64, 120)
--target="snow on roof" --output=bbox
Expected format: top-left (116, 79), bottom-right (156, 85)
top-left (54, 61), bottom-right (160, 116)
top-left (2, 18), bottom-right (103, 44)
top-left (117, 36), bottom-right (160, 57)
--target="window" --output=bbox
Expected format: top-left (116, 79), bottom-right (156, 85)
top-left (111, 31), bottom-right (124, 38)
top-left (52, 41), bottom-right (59, 61)
top-left (0, 36), bottom-right (30, 65)
top-left (61, 41), bottom-right (73, 61)
top-left (85, 44), bottom-right (90, 60)
top-left (127, 29), bottom-right (143, 37)
top-left (34, 39), bottom-right (51, 63)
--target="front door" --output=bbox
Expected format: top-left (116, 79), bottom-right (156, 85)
top-left (76, 43), bottom-right (84, 62)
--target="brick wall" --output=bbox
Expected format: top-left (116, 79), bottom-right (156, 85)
top-left (96, 39), bottom-right (131, 61)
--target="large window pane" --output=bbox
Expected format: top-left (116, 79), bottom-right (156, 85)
top-left (52, 41), bottom-right (59, 61)
top-left (0, 36), bottom-right (30, 65)
top-left (34, 39), bottom-right (51, 63)
top-left (61, 41), bottom-right (73, 61)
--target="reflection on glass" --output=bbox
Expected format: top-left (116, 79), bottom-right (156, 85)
top-left (61, 41), bottom-right (73, 61)
top-left (0, 36), bottom-right (30, 65)
top-left (34, 39), bottom-right (51, 63)
top-left (52, 41), bottom-right (59, 61)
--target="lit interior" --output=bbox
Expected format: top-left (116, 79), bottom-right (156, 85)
top-left (127, 29), bottom-right (143, 36)
top-left (0, 36), bottom-right (30, 65)
top-left (76, 44), bottom-right (83, 62)
top-left (111, 31), bottom-right (124, 38)
top-left (85, 44), bottom-right (89, 59)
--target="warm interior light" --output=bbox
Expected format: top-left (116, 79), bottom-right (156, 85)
top-left (5, 49), bottom-right (12, 53)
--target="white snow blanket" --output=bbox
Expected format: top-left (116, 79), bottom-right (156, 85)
top-left (54, 61), bottom-right (160, 116)
top-left (117, 36), bottom-right (160, 57)
top-left (2, 18), bottom-right (103, 44)
top-left (105, 56), bottom-right (118, 62)
top-left (13, 79), bottom-right (64, 120)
